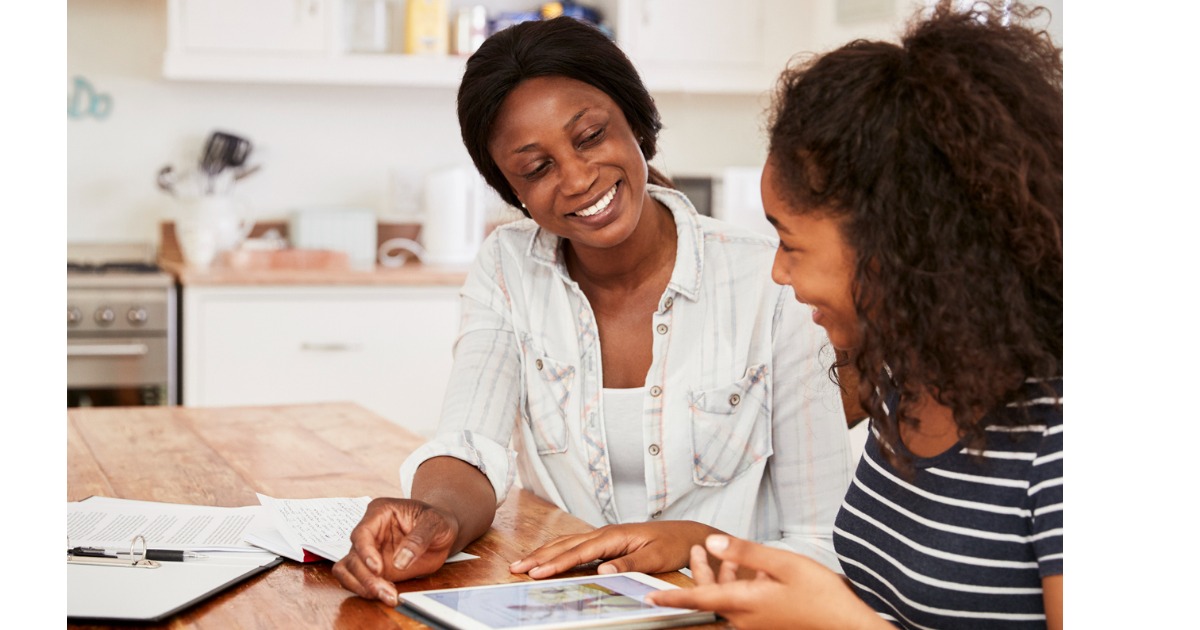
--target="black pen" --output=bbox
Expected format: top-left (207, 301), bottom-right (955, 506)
top-left (69, 546), bottom-right (206, 562)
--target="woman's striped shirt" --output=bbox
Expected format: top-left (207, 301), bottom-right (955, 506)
top-left (833, 379), bottom-right (1063, 629)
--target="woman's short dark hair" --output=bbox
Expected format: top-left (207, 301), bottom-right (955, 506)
top-left (457, 16), bottom-right (669, 214)
top-left (766, 1), bottom-right (1063, 457)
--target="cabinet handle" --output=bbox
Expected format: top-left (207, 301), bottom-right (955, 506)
top-left (300, 342), bottom-right (363, 352)
top-left (68, 343), bottom-right (149, 357)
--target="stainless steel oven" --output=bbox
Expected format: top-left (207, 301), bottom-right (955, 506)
top-left (67, 244), bottom-right (177, 407)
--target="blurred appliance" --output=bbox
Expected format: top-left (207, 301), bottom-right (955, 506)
top-left (67, 243), bottom-right (177, 407)
top-left (421, 166), bottom-right (486, 265)
top-left (716, 166), bottom-right (775, 238)
top-left (672, 176), bottom-right (714, 217)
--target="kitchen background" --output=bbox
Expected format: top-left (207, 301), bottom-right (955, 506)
top-left (68, 0), bottom-right (1064, 243)
top-left (63, 0), bottom-right (1062, 436)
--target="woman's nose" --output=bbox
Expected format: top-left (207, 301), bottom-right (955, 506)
top-left (558, 154), bottom-right (598, 196)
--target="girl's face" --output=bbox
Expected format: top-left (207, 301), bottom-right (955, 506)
top-left (761, 156), bottom-right (861, 351)
top-left (488, 76), bottom-right (649, 250)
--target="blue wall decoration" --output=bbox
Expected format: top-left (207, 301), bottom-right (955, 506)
top-left (68, 76), bottom-right (112, 120)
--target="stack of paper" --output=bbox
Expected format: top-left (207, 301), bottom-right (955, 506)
top-left (246, 493), bottom-right (479, 564)
top-left (244, 494), bottom-right (372, 562)
top-left (68, 496), bottom-right (269, 553)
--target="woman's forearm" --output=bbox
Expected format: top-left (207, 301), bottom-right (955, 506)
top-left (410, 456), bottom-right (498, 553)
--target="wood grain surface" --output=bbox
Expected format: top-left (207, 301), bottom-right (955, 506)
top-left (68, 403), bottom-right (725, 629)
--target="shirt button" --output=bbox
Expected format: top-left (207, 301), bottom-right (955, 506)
top-left (656, 323), bottom-right (668, 335)
top-left (664, 296), bottom-right (674, 310)
top-left (648, 444), bottom-right (661, 456)
top-left (650, 386), bottom-right (662, 397)
top-left (729, 393), bottom-right (741, 406)
top-left (535, 359), bottom-right (544, 370)
top-left (651, 510), bottom-right (662, 519)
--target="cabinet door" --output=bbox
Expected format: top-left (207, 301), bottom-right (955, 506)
top-left (614, 0), bottom-right (788, 93)
top-left (183, 286), bottom-right (459, 437)
top-left (619, 0), bottom-right (765, 68)
top-left (173, 0), bottom-right (332, 54)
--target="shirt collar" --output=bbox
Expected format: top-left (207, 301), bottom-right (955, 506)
top-left (523, 183), bottom-right (706, 299)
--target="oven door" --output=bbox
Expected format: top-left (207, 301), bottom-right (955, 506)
top-left (67, 336), bottom-right (173, 407)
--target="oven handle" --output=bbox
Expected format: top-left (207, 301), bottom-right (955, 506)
top-left (68, 343), bottom-right (150, 357)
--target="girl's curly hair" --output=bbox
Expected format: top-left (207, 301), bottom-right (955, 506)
top-left (767, 1), bottom-right (1062, 466)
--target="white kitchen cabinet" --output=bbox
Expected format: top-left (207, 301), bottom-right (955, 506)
top-left (169, 0), bottom-right (334, 55)
top-left (614, 0), bottom-right (773, 93)
top-left (182, 285), bottom-right (460, 437)
top-left (161, 0), bottom-right (831, 94)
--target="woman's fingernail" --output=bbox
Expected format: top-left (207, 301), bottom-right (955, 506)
top-left (528, 565), bottom-right (546, 578)
top-left (597, 564), bottom-right (616, 575)
top-left (365, 556), bottom-right (379, 572)
top-left (394, 548), bottom-right (415, 570)
top-left (377, 588), bottom-right (395, 605)
top-left (707, 535), bottom-right (729, 553)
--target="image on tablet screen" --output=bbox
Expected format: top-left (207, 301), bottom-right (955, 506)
top-left (425, 575), bottom-right (661, 626)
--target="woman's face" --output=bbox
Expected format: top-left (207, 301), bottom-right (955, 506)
top-left (488, 76), bottom-right (649, 249)
top-left (761, 157), bottom-right (860, 351)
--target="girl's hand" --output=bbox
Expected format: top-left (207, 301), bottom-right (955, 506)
top-left (647, 535), bottom-right (888, 630)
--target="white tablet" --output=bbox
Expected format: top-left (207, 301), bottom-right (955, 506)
top-left (396, 572), bottom-right (717, 630)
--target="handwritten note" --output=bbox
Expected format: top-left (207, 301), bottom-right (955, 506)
top-left (251, 493), bottom-right (477, 564)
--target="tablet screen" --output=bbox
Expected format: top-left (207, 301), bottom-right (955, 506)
top-left (404, 573), bottom-right (709, 629)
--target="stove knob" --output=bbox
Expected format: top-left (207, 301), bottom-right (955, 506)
top-left (68, 306), bottom-right (82, 326)
top-left (94, 307), bottom-right (116, 326)
top-left (127, 307), bottom-right (148, 326)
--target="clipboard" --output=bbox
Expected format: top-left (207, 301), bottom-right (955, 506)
top-left (67, 535), bottom-right (282, 622)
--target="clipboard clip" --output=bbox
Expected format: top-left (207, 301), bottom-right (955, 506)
top-left (68, 535), bottom-right (160, 569)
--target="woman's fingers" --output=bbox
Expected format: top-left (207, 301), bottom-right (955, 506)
top-left (333, 549), bottom-right (399, 606)
top-left (509, 533), bottom-right (591, 574)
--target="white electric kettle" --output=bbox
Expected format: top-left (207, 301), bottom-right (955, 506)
top-left (419, 166), bottom-right (487, 266)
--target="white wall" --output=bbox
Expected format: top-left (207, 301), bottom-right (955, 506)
top-left (67, 0), bottom-right (783, 244)
top-left (66, 0), bottom-right (1061, 245)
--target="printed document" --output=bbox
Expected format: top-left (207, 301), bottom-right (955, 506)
top-left (68, 496), bottom-right (268, 552)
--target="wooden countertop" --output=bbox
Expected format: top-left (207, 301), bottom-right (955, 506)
top-left (159, 257), bottom-right (470, 287)
top-left (67, 403), bottom-right (723, 629)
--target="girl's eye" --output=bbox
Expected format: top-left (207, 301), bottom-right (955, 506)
top-left (778, 242), bottom-right (797, 254)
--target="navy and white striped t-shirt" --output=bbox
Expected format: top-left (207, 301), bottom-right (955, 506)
top-left (834, 379), bottom-right (1063, 629)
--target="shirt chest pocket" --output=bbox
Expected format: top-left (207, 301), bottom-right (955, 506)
top-left (688, 364), bottom-right (773, 486)
top-left (523, 353), bottom-right (575, 455)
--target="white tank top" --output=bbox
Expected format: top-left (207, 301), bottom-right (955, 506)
top-left (602, 387), bottom-right (648, 522)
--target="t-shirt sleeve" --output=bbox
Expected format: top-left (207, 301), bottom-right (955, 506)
top-left (1029, 406), bottom-right (1063, 578)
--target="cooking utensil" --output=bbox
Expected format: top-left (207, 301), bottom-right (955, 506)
top-left (200, 131), bottom-right (254, 193)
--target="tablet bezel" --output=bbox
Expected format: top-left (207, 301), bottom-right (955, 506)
top-left (396, 571), bottom-right (715, 630)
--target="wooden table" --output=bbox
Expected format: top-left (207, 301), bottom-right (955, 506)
top-left (68, 403), bottom-right (721, 628)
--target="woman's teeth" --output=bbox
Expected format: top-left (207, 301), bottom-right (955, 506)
top-left (574, 185), bottom-right (617, 217)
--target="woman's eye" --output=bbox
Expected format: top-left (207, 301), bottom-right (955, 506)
top-left (524, 162), bottom-right (550, 181)
top-left (778, 242), bottom-right (798, 254)
top-left (579, 128), bottom-right (604, 148)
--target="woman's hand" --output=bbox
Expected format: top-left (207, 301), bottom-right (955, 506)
top-left (646, 535), bottom-right (888, 630)
top-left (509, 521), bottom-right (721, 579)
top-left (331, 497), bottom-right (460, 606)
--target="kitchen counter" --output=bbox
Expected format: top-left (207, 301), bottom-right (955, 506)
top-left (159, 257), bottom-right (469, 287)
top-left (158, 220), bottom-right (470, 287)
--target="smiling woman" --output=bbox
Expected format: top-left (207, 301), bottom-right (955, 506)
top-left (331, 16), bottom-right (854, 608)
